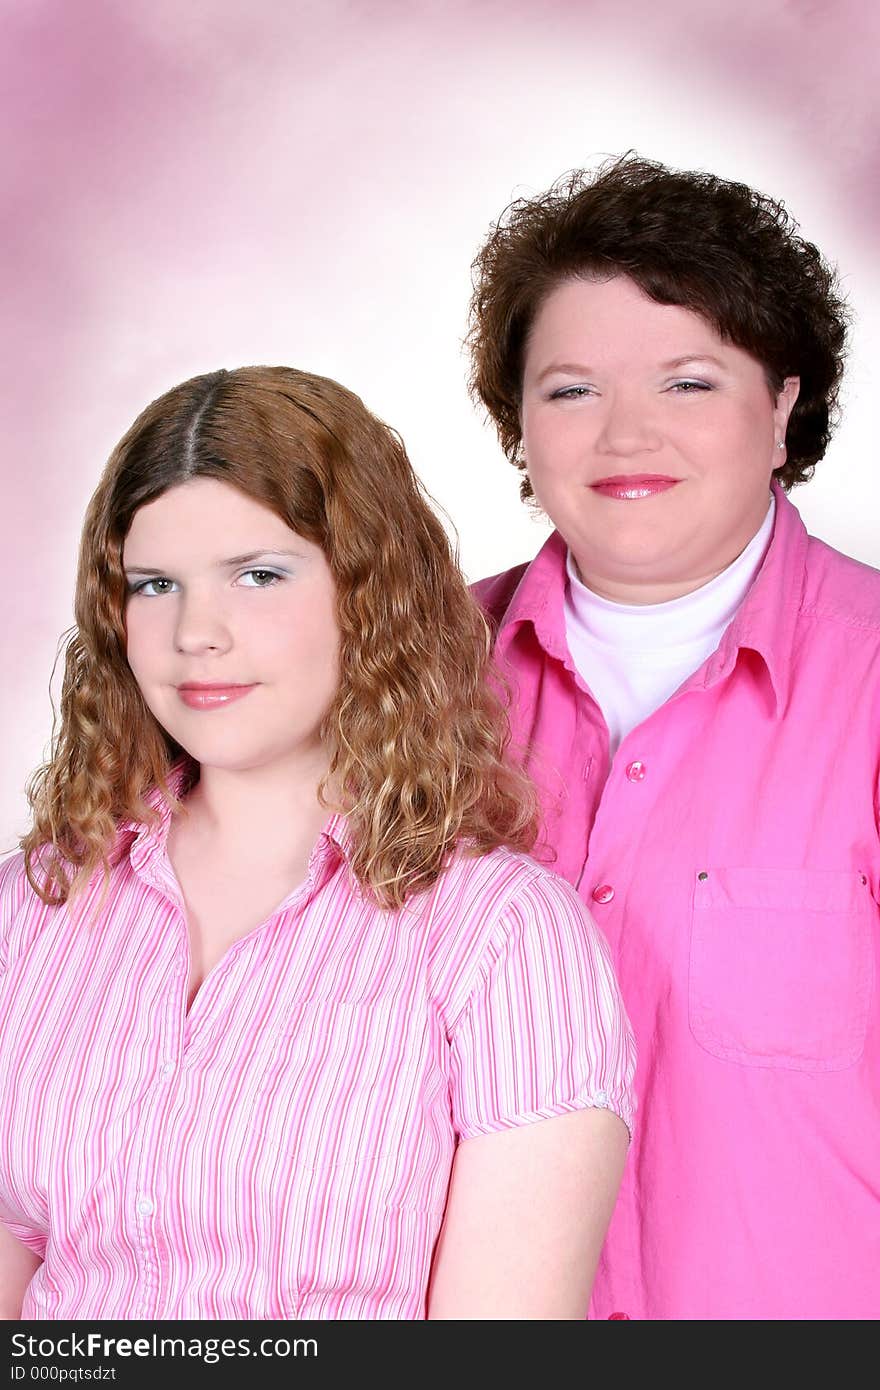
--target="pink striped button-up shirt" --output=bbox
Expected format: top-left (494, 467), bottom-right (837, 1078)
top-left (474, 483), bottom-right (880, 1320)
top-left (0, 766), bottom-right (635, 1320)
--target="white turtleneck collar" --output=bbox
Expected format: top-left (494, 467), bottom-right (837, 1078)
top-left (563, 496), bottom-right (776, 757)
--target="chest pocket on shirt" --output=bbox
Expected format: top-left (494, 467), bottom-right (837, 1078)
top-left (689, 867), bottom-right (874, 1071)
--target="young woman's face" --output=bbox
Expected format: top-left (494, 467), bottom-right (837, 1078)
top-left (520, 275), bottom-right (800, 603)
top-left (123, 478), bottom-right (340, 778)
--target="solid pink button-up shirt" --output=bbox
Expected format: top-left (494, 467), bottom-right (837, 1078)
top-left (474, 483), bottom-right (880, 1320)
top-left (0, 767), bottom-right (634, 1320)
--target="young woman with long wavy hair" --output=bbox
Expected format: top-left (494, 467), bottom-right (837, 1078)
top-left (0, 366), bottom-right (634, 1320)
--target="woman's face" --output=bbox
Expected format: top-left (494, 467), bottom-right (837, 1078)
top-left (520, 275), bottom-right (800, 603)
top-left (123, 478), bottom-right (340, 779)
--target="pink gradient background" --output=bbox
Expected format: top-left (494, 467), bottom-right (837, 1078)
top-left (3, 0), bottom-right (878, 848)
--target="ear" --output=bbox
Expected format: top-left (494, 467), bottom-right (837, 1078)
top-left (774, 376), bottom-right (800, 443)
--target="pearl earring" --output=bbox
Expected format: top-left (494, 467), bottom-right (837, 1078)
top-left (776, 441), bottom-right (785, 451)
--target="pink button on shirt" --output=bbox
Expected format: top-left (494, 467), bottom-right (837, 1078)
top-left (474, 483), bottom-right (880, 1320)
top-left (0, 766), bottom-right (635, 1320)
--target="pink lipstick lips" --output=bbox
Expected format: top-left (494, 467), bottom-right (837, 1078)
top-left (177, 683), bottom-right (257, 710)
top-left (590, 475), bottom-right (680, 500)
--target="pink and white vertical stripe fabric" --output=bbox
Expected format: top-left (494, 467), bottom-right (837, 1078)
top-left (0, 772), bottom-right (635, 1320)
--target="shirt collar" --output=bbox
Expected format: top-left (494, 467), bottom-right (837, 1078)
top-left (494, 480), bottom-right (808, 717)
top-left (119, 759), bottom-right (353, 906)
top-left (708, 480), bottom-right (808, 715)
top-left (493, 528), bottom-right (572, 666)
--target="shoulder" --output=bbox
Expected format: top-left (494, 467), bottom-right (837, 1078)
top-left (476, 849), bottom-right (614, 969)
top-left (0, 851), bottom-right (40, 971)
top-left (0, 851), bottom-right (30, 915)
top-left (435, 841), bottom-right (579, 931)
top-left (429, 845), bottom-right (613, 1027)
top-left (0, 840), bottom-right (135, 974)
top-left (458, 844), bottom-right (593, 925)
top-left (802, 534), bottom-right (880, 636)
top-left (470, 561), bottom-right (532, 627)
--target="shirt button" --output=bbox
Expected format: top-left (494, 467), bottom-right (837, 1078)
top-left (137, 1197), bottom-right (154, 1216)
top-left (608, 1311), bottom-right (630, 1320)
top-left (592, 884), bottom-right (615, 905)
top-left (595, 1089), bottom-right (608, 1104)
top-left (625, 760), bottom-right (647, 782)
top-left (161, 1062), bottom-right (175, 1078)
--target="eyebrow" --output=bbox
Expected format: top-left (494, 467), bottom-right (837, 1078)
top-left (535, 362), bottom-right (594, 384)
top-left (660, 354), bottom-right (727, 370)
top-left (535, 353), bottom-right (727, 383)
top-left (123, 548), bottom-right (304, 575)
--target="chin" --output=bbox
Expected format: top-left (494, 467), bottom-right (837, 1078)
top-left (599, 537), bottom-right (685, 572)
top-left (168, 740), bottom-right (261, 772)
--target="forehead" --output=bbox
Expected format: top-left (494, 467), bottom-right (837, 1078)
top-left (123, 479), bottom-right (296, 555)
top-left (526, 275), bottom-right (726, 362)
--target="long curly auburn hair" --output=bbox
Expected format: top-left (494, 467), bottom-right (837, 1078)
top-left (23, 366), bottom-right (539, 909)
top-left (468, 154), bottom-right (849, 499)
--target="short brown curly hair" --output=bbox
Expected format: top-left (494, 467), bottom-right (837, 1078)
top-left (468, 154), bottom-right (849, 497)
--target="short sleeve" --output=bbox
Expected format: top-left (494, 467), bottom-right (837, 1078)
top-left (448, 868), bottom-right (636, 1141)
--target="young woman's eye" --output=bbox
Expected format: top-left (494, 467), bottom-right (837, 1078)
top-left (668, 379), bottom-right (712, 393)
top-left (238, 569), bottom-right (285, 588)
top-left (128, 577), bottom-right (178, 597)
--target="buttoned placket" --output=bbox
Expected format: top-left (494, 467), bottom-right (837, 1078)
top-left (578, 725), bottom-right (660, 939)
top-left (125, 820), bottom-right (331, 1317)
top-left (570, 656), bottom-right (737, 947)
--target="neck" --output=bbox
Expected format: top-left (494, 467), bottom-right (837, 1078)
top-left (576, 566), bottom-right (730, 606)
top-left (573, 496), bottom-right (775, 607)
top-left (180, 749), bottom-right (338, 860)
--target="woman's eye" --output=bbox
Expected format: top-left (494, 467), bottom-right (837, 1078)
top-left (238, 569), bottom-right (284, 588)
top-left (669, 380), bottom-right (712, 393)
top-left (129, 577), bottom-right (177, 597)
top-left (550, 385), bottom-right (596, 400)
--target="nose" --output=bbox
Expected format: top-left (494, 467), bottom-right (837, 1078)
top-left (595, 389), bottom-right (661, 457)
top-left (173, 588), bottom-right (233, 656)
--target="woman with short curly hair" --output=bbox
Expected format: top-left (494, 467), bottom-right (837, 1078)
top-left (469, 156), bottom-right (847, 497)
top-left (468, 155), bottom-right (879, 1320)
top-left (0, 366), bottom-right (635, 1319)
